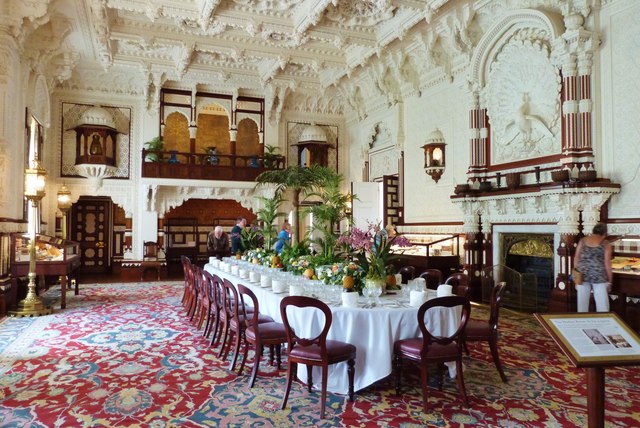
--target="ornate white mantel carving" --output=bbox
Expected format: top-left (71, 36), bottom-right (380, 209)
top-left (451, 185), bottom-right (620, 235)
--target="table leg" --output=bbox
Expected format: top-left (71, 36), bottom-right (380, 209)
top-left (586, 367), bottom-right (605, 428)
top-left (61, 274), bottom-right (67, 309)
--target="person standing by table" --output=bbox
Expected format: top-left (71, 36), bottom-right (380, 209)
top-left (230, 217), bottom-right (247, 255)
top-left (573, 222), bottom-right (613, 312)
top-left (207, 225), bottom-right (229, 259)
top-left (275, 221), bottom-right (291, 253)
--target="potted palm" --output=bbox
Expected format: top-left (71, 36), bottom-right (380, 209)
top-left (144, 137), bottom-right (164, 162)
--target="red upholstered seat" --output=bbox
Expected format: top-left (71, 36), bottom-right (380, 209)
top-left (394, 295), bottom-right (471, 411)
top-left (238, 284), bottom-right (287, 388)
top-left (280, 296), bottom-right (356, 419)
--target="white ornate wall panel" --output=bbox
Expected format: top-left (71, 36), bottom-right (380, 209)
top-left (598, 0), bottom-right (640, 219)
top-left (402, 83), bottom-right (468, 223)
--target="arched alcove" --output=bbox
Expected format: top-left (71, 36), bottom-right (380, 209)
top-left (164, 112), bottom-right (190, 153)
top-left (236, 118), bottom-right (260, 160)
top-left (196, 103), bottom-right (230, 162)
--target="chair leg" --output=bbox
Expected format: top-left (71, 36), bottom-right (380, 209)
top-left (489, 338), bottom-right (508, 382)
top-left (217, 320), bottom-right (229, 358)
top-left (420, 364), bottom-right (429, 413)
top-left (281, 362), bottom-right (297, 411)
top-left (275, 345), bottom-right (282, 370)
top-left (347, 358), bottom-right (355, 402)
top-left (248, 343), bottom-right (262, 388)
top-left (306, 364), bottom-right (313, 392)
top-left (455, 359), bottom-right (469, 407)
top-left (320, 365), bottom-right (328, 419)
top-left (209, 312), bottom-right (221, 347)
top-left (393, 353), bottom-right (402, 395)
top-left (238, 336), bottom-right (251, 376)
top-left (228, 329), bottom-right (243, 371)
top-left (463, 339), bottom-right (470, 356)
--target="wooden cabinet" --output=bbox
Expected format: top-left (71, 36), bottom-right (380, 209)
top-left (165, 219), bottom-right (198, 273)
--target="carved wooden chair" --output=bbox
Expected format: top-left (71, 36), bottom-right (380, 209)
top-left (237, 284), bottom-right (288, 387)
top-left (279, 296), bottom-right (356, 419)
top-left (418, 269), bottom-right (443, 290)
top-left (445, 272), bottom-right (471, 299)
top-left (394, 295), bottom-right (471, 411)
top-left (464, 281), bottom-right (508, 382)
top-left (398, 265), bottom-right (416, 284)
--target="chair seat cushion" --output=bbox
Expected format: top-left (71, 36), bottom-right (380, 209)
top-left (230, 313), bottom-right (273, 329)
top-left (246, 322), bottom-right (287, 342)
top-left (394, 338), bottom-right (459, 360)
top-left (465, 320), bottom-right (492, 338)
top-left (290, 340), bottom-right (356, 363)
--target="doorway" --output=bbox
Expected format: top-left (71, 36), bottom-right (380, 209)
top-left (70, 196), bottom-right (112, 274)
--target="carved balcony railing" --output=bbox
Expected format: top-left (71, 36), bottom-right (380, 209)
top-left (141, 149), bottom-right (285, 181)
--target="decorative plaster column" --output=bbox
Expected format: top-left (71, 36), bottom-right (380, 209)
top-left (467, 90), bottom-right (487, 181)
top-left (157, 217), bottom-right (165, 250)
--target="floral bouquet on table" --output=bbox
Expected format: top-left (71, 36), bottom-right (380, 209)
top-left (338, 222), bottom-right (412, 289)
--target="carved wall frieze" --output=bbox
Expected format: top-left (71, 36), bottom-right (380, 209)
top-left (325, 0), bottom-right (395, 27)
top-left (148, 183), bottom-right (276, 215)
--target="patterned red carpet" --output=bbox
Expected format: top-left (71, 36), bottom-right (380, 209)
top-left (1, 282), bottom-right (639, 427)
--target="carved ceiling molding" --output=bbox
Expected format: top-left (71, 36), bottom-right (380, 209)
top-left (147, 183), bottom-right (276, 216)
top-left (325, 1), bottom-right (395, 27)
top-left (451, 186), bottom-right (621, 235)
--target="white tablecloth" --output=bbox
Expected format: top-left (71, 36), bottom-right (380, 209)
top-left (204, 263), bottom-right (460, 394)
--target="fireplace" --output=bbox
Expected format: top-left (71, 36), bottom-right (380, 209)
top-left (491, 226), bottom-right (559, 312)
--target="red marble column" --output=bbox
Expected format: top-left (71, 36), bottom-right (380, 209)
top-left (124, 217), bottom-right (132, 253)
top-left (463, 231), bottom-right (484, 302)
top-left (157, 217), bottom-right (165, 250)
top-left (548, 233), bottom-right (579, 313)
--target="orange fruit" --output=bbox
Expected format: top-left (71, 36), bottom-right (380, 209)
top-left (303, 268), bottom-right (315, 279)
top-left (386, 274), bottom-right (397, 287)
top-left (343, 275), bottom-right (355, 290)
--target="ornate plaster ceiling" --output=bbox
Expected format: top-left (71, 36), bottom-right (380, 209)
top-left (5, 0), bottom-right (454, 103)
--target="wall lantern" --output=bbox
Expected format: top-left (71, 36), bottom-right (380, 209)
top-left (57, 184), bottom-right (72, 239)
top-left (24, 160), bottom-right (47, 200)
top-left (421, 129), bottom-right (446, 183)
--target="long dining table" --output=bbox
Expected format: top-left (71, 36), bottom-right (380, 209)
top-left (204, 260), bottom-right (461, 395)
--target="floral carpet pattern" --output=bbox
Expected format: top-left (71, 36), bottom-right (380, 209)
top-left (1, 281), bottom-right (639, 427)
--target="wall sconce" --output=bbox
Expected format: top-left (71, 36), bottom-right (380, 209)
top-left (57, 184), bottom-right (72, 239)
top-left (421, 129), bottom-right (446, 183)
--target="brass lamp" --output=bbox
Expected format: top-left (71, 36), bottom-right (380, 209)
top-left (422, 129), bottom-right (446, 183)
top-left (11, 161), bottom-right (52, 316)
top-left (57, 184), bottom-right (72, 239)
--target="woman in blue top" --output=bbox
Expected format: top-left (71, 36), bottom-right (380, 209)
top-left (275, 221), bottom-right (291, 253)
top-left (573, 223), bottom-right (613, 312)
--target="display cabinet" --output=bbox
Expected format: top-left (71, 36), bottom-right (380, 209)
top-left (610, 236), bottom-right (640, 330)
top-left (10, 233), bottom-right (81, 310)
top-left (390, 233), bottom-right (464, 279)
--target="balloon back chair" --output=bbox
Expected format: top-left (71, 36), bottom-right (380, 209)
top-left (394, 295), bottom-right (471, 411)
top-left (279, 296), bottom-right (356, 419)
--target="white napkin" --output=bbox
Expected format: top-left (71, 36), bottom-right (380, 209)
top-left (209, 257), bottom-right (219, 266)
top-left (249, 271), bottom-right (260, 283)
top-left (413, 277), bottom-right (426, 289)
top-left (231, 265), bottom-right (239, 276)
top-left (437, 284), bottom-right (453, 297)
top-left (410, 290), bottom-right (427, 307)
top-left (395, 273), bottom-right (403, 285)
top-left (289, 284), bottom-right (304, 296)
top-left (272, 279), bottom-right (287, 293)
top-left (342, 291), bottom-right (358, 308)
top-left (260, 275), bottom-right (272, 288)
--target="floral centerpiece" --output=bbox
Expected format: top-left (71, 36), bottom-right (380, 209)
top-left (338, 223), bottom-right (412, 290)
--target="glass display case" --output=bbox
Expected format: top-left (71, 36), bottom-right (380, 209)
top-left (10, 233), bottom-right (81, 310)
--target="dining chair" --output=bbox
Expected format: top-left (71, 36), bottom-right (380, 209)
top-left (279, 296), bottom-right (356, 419)
top-left (418, 269), bottom-right (443, 290)
top-left (237, 284), bottom-right (288, 387)
top-left (184, 263), bottom-right (199, 320)
top-left (180, 256), bottom-right (192, 306)
top-left (394, 295), bottom-right (471, 411)
top-left (445, 272), bottom-right (471, 298)
top-left (190, 265), bottom-right (206, 323)
top-left (200, 270), bottom-right (219, 337)
top-left (463, 281), bottom-right (508, 382)
top-left (398, 266), bottom-right (416, 284)
top-left (141, 241), bottom-right (162, 281)
top-left (219, 279), bottom-right (273, 371)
